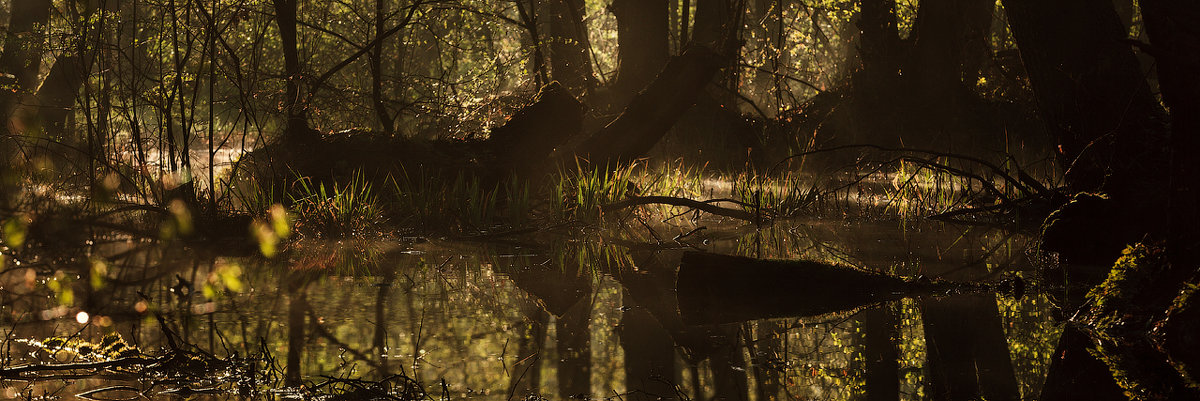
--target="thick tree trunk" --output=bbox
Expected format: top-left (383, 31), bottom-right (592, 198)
top-left (856, 0), bottom-right (902, 88)
top-left (489, 82), bottom-right (583, 171)
top-left (547, 0), bottom-right (595, 97)
top-left (675, 252), bottom-right (928, 324)
top-left (618, 292), bottom-right (677, 400)
top-left (861, 306), bottom-right (900, 401)
top-left (1001, 0), bottom-right (1166, 199)
top-left (1140, 0), bottom-right (1200, 266)
top-left (690, 0), bottom-right (736, 51)
top-left (909, 0), bottom-right (994, 103)
top-left (921, 294), bottom-right (1020, 401)
top-left (611, 0), bottom-right (669, 102)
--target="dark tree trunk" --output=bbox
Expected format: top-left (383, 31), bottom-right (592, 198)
top-left (861, 306), bottom-right (900, 401)
top-left (618, 292), bottom-right (677, 400)
top-left (285, 281), bottom-right (308, 386)
top-left (709, 324), bottom-right (749, 401)
top-left (611, 0), bottom-right (669, 102)
top-left (35, 44), bottom-right (94, 140)
top-left (1140, 0), bottom-right (1200, 266)
top-left (921, 295), bottom-right (1019, 401)
top-left (547, 0), bottom-right (595, 97)
top-left (272, 0), bottom-right (317, 144)
top-left (1001, 0), bottom-right (1166, 200)
top-left (515, 0), bottom-right (550, 87)
top-left (750, 320), bottom-right (784, 401)
top-left (691, 0), bottom-right (741, 107)
top-left (909, 0), bottom-right (994, 103)
top-left (856, 0), bottom-right (902, 89)
top-left (509, 298), bottom-right (548, 397)
top-left (370, 0), bottom-right (393, 135)
top-left (690, 0), bottom-right (736, 51)
top-left (555, 294), bottom-right (592, 399)
top-left (1039, 327), bottom-right (1128, 401)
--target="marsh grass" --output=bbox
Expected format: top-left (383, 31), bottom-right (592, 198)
top-left (289, 171), bottom-right (384, 238)
top-left (731, 169), bottom-right (820, 220)
top-left (552, 159), bottom-right (711, 220)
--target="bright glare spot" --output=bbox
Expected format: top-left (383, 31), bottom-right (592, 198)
top-left (75, 311), bottom-right (90, 324)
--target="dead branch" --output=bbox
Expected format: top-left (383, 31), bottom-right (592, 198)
top-left (601, 196), bottom-right (759, 222)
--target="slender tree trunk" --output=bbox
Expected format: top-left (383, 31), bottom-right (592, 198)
top-left (515, 0), bottom-right (550, 87)
top-left (680, 0), bottom-right (690, 48)
top-left (547, 0), bottom-right (595, 98)
top-left (370, 0), bottom-right (394, 135)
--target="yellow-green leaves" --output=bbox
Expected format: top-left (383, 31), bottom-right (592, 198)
top-left (202, 261), bottom-right (244, 299)
top-left (90, 258), bottom-right (108, 290)
top-left (2, 214), bottom-right (29, 249)
top-left (251, 203), bottom-right (292, 258)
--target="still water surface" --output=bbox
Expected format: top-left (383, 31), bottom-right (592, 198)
top-left (1, 217), bottom-right (1058, 400)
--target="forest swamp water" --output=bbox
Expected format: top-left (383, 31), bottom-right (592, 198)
top-left (0, 211), bottom-right (1062, 401)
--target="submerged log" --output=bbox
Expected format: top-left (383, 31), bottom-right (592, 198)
top-left (677, 252), bottom-right (948, 324)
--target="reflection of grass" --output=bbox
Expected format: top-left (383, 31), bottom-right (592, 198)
top-left (388, 168), bottom-right (532, 232)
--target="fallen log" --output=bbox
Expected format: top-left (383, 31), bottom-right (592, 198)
top-left (488, 81), bottom-right (583, 172)
top-left (676, 252), bottom-right (962, 324)
top-left (575, 46), bottom-right (726, 167)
